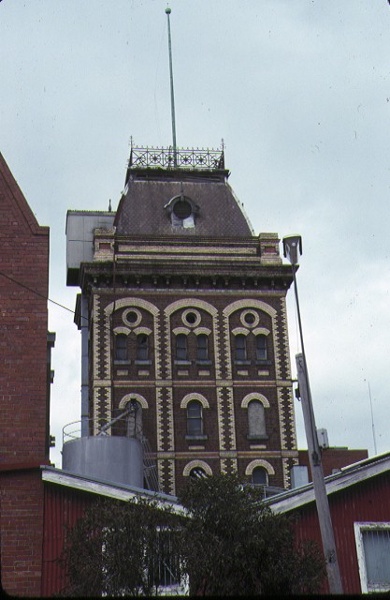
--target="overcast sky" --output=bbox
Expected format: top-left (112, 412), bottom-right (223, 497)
top-left (1, 0), bottom-right (389, 468)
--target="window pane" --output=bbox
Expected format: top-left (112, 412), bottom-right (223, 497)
top-left (190, 467), bottom-right (207, 479)
top-left (136, 334), bottom-right (149, 361)
top-left (151, 529), bottom-right (181, 588)
top-left (248, 400), bottom-right (266, 437)
top-left (115, 334), bottom-right (128, 360)
top-left (363, 529), bottom-right (390, 587)
top-left (256, 335), bottom-right (267, 360)
top-left (235, 334), bottom-right (247, 361)
top-left (126, 401), bottom-right (142, 439)
top-left (252, 467), bottom-right (268, 485)
top-left (176, 334), bottom-right (188, 360)
top-left (187, 401), bottom-right (203, 435)
top-left (197, 334), bottom-right (208, 361)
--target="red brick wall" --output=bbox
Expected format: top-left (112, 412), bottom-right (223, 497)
top-left (92, 285), bottom-right (295, 494)
top-left (0, 154), bottom-right (49, 596)
top-left (298, 448), bottom-right (368, 480)
top-left (1, 469), bottom-right (45, 596)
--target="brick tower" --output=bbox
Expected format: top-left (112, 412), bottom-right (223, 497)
top-left (66, 145), bottom-right (298, 496)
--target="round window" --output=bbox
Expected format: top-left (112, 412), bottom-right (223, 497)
top-left (182, 309), bottom-right (201, 328)
top-left (244, 313), bottom-right (255, 325)
top-left (240, 310), bottom-right (259, 328)
top-left (173, 199), bottom-right (192, 220)
top-left (122, 308), bottom-right (142, 328)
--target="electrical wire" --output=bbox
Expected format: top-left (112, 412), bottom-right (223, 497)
top-left (0, 269), bottom-right (76, 317)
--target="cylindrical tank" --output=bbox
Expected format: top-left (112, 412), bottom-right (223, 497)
top-left (62, 436), bottom-right (143, 488)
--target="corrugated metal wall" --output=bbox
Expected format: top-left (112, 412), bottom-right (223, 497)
top-left (42, 471), bottom-right (390, 596)
top-left (290, 471), bottom-right (390, 595)
top-left (41, 483), bottom-right (94, 597)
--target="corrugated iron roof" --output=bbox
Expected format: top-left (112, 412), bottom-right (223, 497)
top-left (265, 451), bottom-right (390, 513)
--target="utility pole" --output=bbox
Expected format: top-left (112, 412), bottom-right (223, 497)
top-left (296, 353), bottom-right (343, 593)
top-left (283, 235), bottom-right (343, 594)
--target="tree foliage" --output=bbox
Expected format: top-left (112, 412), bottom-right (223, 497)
top-left (178, 473), bottom-right (325, 596)
top-left (59, 497), bottom-right (182, 597)
top-left (59, 475), bottom-right (325, 597)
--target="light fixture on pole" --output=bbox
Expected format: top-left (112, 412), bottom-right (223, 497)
top-left (283, 234), bottom-right (343, 595)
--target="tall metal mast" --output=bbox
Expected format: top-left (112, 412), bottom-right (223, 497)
top-left (165, 6), bottom-right (177, 166)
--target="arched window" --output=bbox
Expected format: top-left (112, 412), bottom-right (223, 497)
top-left (197, 334), bottom-right (209, 361)
top-left (189, 467), bottom-right (207, 479)
top-left (256, 334), bottom-right (268, 361)
top-left (187, 400), bottom-right (203, 436)
top-left (235, 334), bottom-right (247, 362)
top-left (126, 400), bottom-right (142, 439)
top-left (176, 333), bottom-right (188, 361)
top-left (252, 466), bottom-right (268, 486)
top-left (114, 333), bottom-right (128, 361)
top-left (136, 333), bottom-right (149, 361)
top-left (247, 400), bottom-right (266, 439)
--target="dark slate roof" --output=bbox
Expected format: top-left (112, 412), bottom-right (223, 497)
top-left (114, 170), bottom-right (253, 238)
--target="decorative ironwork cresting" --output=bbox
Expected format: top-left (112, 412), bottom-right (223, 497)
top-left (128, 146), bottom-right (225, 171)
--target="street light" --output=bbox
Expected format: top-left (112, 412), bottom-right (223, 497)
top-left (283, 235), bottom-right (343, 595)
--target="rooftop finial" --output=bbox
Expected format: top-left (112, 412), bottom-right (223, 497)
top-left (165, 5), bottom-right (177, 167)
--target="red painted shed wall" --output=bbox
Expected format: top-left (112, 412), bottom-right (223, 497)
top-left (41, 483), bottom-right (95, 597)
top-left (289, 471), bottom-right (390, 594)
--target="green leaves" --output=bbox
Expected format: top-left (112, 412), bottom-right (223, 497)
top-left (60, 498), bottom-right (183, 597)
top-left (177, 473), bottom-right (325, 596)
top-left (60, 475), bottom-right (325, 597)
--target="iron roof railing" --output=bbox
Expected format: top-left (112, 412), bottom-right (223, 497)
top-left (128, 145), bottom-right (225, 171)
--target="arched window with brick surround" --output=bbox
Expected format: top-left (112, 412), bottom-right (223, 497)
top-left (114, 333), bottom-right (128, 361)
top-left (252, 466), bottom-right (268, 486)
top-left (136, 333), bottom-right (149, 361)
top-left (247, 400), bottom-right (266, 439)
top-left (255, 334), bottom-right (268, 361)
top-left (175, 333), bottom-right (188, 361)
top-left (235, 334), bottom-right (247, 361)
top-left (196, 333), bottom-right (209, 362)
top-left (187, 400), bottom-right (203, 436)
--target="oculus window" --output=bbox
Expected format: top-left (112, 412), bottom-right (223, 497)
top-left (164, 195), bottom-right (199, 228)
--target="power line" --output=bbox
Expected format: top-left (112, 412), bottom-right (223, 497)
top-left (0, 269), bottom-right (76, 317)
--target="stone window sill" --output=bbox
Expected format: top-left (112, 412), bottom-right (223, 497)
top-left (186, 434), bottom-right (208, 441)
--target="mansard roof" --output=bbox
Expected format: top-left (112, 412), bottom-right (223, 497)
top-left (114, 146), bottom-right (253, 238)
